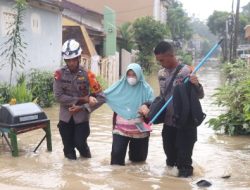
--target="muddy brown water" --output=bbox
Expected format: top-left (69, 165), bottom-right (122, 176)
top-left (0, 61), bottom-right (250, 190)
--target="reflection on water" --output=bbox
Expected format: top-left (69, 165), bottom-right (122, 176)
top-left (1, 61), bottom-right (250, 190)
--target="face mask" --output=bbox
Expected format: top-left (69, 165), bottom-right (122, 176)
top-left (127, 77), bottom-right (137, 86)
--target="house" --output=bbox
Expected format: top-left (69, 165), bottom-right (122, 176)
top-left (61, 0), bottom-right (104, 57)
top-left (61, 0), bottom-right (119, 81)
top-left (66, 0), bottom-right (170, 25)
top-left (245, 25), bottom-right (250, 40)
top-left (0, 0), bottom-right (62, 83)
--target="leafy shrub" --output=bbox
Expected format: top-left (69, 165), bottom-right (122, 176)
top-left (177, 50), bottom-right (193, 66)
top-left (9, 80), bottom-right (33, 103)
top-left (207, 60), bottom-right (250, 135)
top-left (27, 69), bottom-right (55, 107)
top-left (0, 83), bottom-right (11, 104)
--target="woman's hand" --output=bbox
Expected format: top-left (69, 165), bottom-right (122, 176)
top-left (138, 105), bottom-right (150, 117)
top-left (89, 96), bottom-right (98, 107)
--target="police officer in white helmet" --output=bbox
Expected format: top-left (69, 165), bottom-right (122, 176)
top-left (53, 39), bottom-right (104, 160)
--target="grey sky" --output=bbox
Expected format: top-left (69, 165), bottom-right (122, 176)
top-left (179, 0), bottom-right (250, 21)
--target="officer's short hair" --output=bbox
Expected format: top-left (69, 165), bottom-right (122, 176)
top-left (154, 41), bottom-right (174, 55)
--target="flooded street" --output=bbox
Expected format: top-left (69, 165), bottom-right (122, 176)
top-left (0, 61), bottom-right (250, 190)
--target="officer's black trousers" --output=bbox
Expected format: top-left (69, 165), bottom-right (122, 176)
top-left (58, 117), bottom-right (90, 158)
top-left (162, 124), bottom-right (197, 170)
top-left (111, 134), bottom-right (149, 165)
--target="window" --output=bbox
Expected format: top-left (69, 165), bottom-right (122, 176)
top-left (31, 13), bottom-right (41, 34)
top-left (1, 7), bottom-right (16, 37)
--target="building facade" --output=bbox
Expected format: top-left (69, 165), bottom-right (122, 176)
top-left (62, 0), bottom-right (104, 56)
top-left (67, 0), bottom-right (170, 25)
top-left (0, 0), bottom-right (62, 83)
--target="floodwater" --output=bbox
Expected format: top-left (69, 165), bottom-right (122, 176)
top-left (0, 61), bottom-right (250, 190)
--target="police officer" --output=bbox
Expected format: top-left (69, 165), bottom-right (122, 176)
top-left (53, 39), bottom-right (104, 160)
top-left (140, 41), bottom-right (204, 177)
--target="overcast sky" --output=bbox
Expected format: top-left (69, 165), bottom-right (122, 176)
top-left (179, 0), bottom-right (250, 21)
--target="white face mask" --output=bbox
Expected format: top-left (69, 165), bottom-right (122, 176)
top-left (127, 77), bottom-right (137, 86)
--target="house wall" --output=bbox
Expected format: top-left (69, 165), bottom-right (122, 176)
top-left (0, 0), bottom-right (62, 83)
top-left (63, 9), bottom-right (103, 32)
top-left (62, 8), bottom-right (103, 56)
top-left (153, 0), bottom-right (167, 24)
top-left (67, 0), bottom-right (170, 25)
top-left (245, 25), bottom-right (250, 40)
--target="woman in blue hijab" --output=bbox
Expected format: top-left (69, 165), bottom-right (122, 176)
top-left (104, 63), bottom-right (154, 165)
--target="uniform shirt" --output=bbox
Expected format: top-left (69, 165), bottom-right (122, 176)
top-left (53, 65), bottom-right (104, 124)
top-left (158, 64), bottom-right (204, 126)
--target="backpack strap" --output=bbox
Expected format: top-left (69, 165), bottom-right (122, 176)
top-left (162, 64), bottom-right (184, 98)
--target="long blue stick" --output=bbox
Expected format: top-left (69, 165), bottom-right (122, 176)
top-left (149, 39), bottom-right (224, 125)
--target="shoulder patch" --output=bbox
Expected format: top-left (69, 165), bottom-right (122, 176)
top-left (88, 71), bottom-right (102, 93)
top-left (158, 68), bottom-right (165, 75)
top-left (158, 68), bottom-right (168, 79)
top-left (54, 70), bottom-right (62, 80)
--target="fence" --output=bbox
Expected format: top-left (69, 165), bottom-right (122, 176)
top-left (81, 53), bottom-right (119, 86)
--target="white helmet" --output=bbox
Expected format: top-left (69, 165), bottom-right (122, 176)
top-left (62, 39), bottom-right (82, 60)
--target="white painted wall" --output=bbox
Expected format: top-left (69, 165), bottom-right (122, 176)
top-left (121, 49), bottom-right (132, 77)
top-left (0, 0), bottom-right (62, 83)
top-left (153, 0), bottom-right (167, 24)
top-left (63, 9), bottom-right (103, 32)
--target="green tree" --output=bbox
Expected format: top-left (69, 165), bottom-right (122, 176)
top-left (242, 2), bottom-right (250, 21)
top-left (207, 9), bottom-right (249, 61)
top-left (133, 16), bottom-right (170, 73)
top-left (190, 19), bottom-right (217, 58)
top-left (167, 1), bottom-right (192, 41)
top-left (0, 0), bottom-right (27, 86)
top-left (207, 11), bottom-right (229, 61)
top-left (191, 19), bottom-right (217, 43)
top-left (207, 11), bottom-right (229, 36)
top-left (238, 14), bottom-right (249, 44)
top-left (200, 40), bottom-right (211, 56)
top-left (118, 22), bottom-right (135, 52)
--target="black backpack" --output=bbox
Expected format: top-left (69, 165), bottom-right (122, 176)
top-left (173, 82), bottom-right (206, 128)
top-left (148, 64), bottom-right (184, 124)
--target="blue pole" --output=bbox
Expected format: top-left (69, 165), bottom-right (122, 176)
top-left (149, 39), bottom-right (224, 125)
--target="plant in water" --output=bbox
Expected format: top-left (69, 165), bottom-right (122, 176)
top-left (0, 0), bottom-right (27, 86)
top-left (207, 60), bottom-right (250, 135)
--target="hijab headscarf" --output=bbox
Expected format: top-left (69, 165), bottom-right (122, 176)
top-left (104, 63), bottom-right (154, 120)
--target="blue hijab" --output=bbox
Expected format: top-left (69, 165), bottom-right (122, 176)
top-left (104, 63), bottom-right (154, 120)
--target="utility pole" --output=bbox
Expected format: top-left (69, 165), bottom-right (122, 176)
top-left (232, 0), bottom-right (240, 61)
top-left (225, 19), bottom-right (229, 61)
top-left (229, 0), bottom-right (235, 62)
